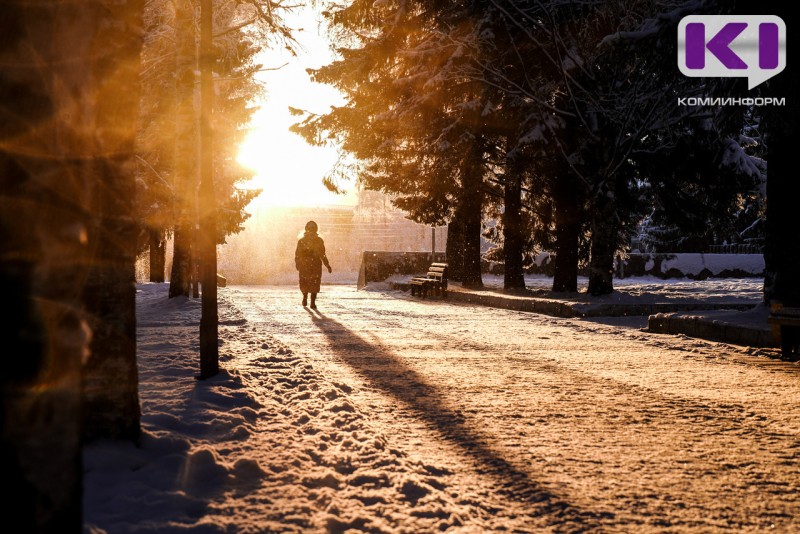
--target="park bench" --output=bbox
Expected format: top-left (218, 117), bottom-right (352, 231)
top-left (410, 262), bottom-right (448, 299)
top-left (768, 303), bottom-right (800, 359)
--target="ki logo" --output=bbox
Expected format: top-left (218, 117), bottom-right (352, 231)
top-left (678, 15), bottom-right (786, 90)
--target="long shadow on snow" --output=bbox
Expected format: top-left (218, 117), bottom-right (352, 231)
top-left (307, 308), bottom-right (611, 528)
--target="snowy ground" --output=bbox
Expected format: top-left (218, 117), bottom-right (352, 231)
top-left (382, 273), bottom-right (765, 306)
top-left (484, 274), bottom-right (764, 298)
top-left (84, 281), bottom-right (799, 533)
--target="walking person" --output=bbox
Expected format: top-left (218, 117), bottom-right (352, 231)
top-left (295, 220), bottom-right (332, 309)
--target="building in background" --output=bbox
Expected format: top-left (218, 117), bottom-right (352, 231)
top-left (137, 190), bottom-right (447, 285)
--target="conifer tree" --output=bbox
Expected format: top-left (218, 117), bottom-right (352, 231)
top-left (138, 0), bottom-right (179, 283)
top-left (1, 0), bottom-right (144, 525)
top-left (136, 0), bottom-right (293, 293)
top-left (293, 1), bottom-right (516, 288)
top-left (299, 0), bottom-right (764, 296)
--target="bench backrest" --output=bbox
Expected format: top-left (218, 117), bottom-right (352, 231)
top-left (427, 263), bottom-right (448, 286)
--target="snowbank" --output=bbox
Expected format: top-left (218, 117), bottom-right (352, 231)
top-left (619, 253), bottom-right (764, 279)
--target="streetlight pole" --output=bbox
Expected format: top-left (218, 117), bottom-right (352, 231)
top-left (431, 226), bottom-right (436, 262)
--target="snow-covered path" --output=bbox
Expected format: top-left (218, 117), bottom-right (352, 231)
top-left (85, 283), bottom-right (799, 533)
top-left (221, 285), bottom-right (799, 532)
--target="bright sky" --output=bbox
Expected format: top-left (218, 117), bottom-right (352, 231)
top-left (237, 5), bottom-right (356, 208)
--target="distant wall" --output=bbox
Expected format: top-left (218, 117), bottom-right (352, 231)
top-left (358, 251), bottom-right (446, 288)
top-left (215, 206), bottom-right (439, 285)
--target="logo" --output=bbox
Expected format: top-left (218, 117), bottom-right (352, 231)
top-left (678, 15), bottom-right (786, 89)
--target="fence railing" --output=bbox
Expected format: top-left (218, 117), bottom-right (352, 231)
top-left (707, 244), bottom-right (763, 254)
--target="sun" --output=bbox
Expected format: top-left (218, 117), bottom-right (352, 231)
top-left (237, 111), bottom-right (352, 208)
top-left (236, 5), bottom-right (354, 209)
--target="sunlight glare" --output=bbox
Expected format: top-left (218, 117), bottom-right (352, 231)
top-left (238, 112), bottom-right (351, 207)
top-left (237, 5), bottom-right (354, 209)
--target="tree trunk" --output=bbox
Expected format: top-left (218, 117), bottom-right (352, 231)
top-left (198, 0), bottom-right (219, 379)
top-left (446, 216), bottom-right (465, 282)
top-left (0, 0), bottom-right (141, 529)
top-left (148, 228), bottom-right (166, 283)
top-left (82, 0), bottom-right (143, 443)
top-left (191, 226), bottom-right (200, 298)
top-left (503, 159), bottom-right (526, 291)
top-left (552, 180), bottom-right (581, 293)
top-left (461, 139), bottom-right (484, 289)
top-left (170, 226), bottom-right (193, 297)
top-left (763, 4), bottom-right (800, 307)
top-left (587, 177), bottom-right (618, 296)
top-left (169, 0), bottom-right (197, 299)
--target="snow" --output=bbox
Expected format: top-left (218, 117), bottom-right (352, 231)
top-left (656, 303), bottom-right (772, 332)
top-left (721, 137), bottom-right (765, 179)
top-left (518, 124), bottom-right (545, 145)
top-left (472, 274), bottom-right (763, 305)
top-left (83, 279), bottom-right (799, 533)
top-left (597, 253), bottom-right (766, 278)
top-left (657, 253), bottom-right (764, 277)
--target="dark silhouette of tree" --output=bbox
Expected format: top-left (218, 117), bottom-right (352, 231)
top-left (168, 0), bottom-right (198, 298)
top-left (82, 0), bottom-right (145, 443)
top-left (487, 0), bottom-right (688, 295)
top-left (501, 145), bottom-right (527, 290)
top-left (138, 0), bottom-right (177, 283)
top-left (639, 115), bottom-right (765, 254)
top-left (294, 1), bottom-right (533, 288)
top-left (1, 0), bottom-right (143, 529)
top-left (136, 0), bottom-right (284, 296)
top-left (483, 0), bottom-right (760, 294)
top-left (760, 2), bottom-right (800, 306)
top-left (298, 0), bottom-right (766, 296)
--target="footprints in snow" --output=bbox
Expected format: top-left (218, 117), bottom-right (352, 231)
top-left (236, 333), bottom-right (463, 530)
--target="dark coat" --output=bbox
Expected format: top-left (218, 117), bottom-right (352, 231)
top-left (295, 231), bottom-right (330, 293)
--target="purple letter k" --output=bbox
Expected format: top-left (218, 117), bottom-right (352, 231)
top-left (686, 22), bottom-right (748, 70)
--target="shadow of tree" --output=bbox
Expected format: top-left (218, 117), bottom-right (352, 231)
top-left (307, 309), bottom-right (611, 527)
